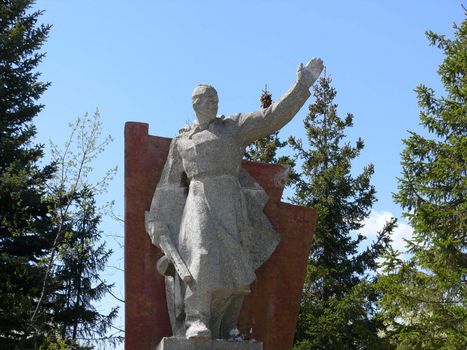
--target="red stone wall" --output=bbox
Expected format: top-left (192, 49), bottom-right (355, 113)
top-left (124, 122), bottom-right (316, 350)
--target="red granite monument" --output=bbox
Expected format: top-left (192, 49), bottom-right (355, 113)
top-left (125, 122), bottom-right (316, 350)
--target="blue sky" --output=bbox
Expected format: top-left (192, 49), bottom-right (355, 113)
top-left (33, 0), bottom-right (465, 347)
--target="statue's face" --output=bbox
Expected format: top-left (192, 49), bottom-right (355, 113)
top-left (192, 85), bottom-right (218, 126)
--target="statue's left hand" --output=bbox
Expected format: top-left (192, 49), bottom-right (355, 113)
top-left (297, 57), bottom-right (324, 88)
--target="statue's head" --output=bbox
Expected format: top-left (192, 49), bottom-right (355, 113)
top-left (192, 84), bottom-right (218, 127)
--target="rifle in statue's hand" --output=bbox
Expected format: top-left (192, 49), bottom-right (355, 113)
top-left (145, 211), bottom-right (193, 284)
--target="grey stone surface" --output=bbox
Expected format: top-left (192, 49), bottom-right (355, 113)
top-left (145, 58), bottom-right (324, 339)
top-left (155, 337), bottom-right (263, 350)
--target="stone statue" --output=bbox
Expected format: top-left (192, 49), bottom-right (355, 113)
top-left (145, 58), bottom-right (324, 340)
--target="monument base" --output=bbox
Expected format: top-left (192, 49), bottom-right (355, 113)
top-left (155, 337), bottom-right (263, 350)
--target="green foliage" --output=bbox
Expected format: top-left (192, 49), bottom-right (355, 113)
top-left (41, 112), bottom-right (121, 349)
top-left (290, 75), bottom-right (394, 349)
top-left (0, 0), bottom-right (55, 346)
top-left (377, 13), bottom-right (467, 350)
top-left (0, 2), bottom-right (120, 345)
top-left (244, 129), bottom-right (286, 163)
top-left (38, 337), bottom-right (78, 350)
top-left (52, 187), bottom-right (119, 348)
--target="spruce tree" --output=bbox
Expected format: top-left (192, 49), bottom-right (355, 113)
top-left (0, 0), bottom-right (55, 346)
top-left (290, 75), bottom-right (394, 350)
top-left (52, 187), bottom-right (119, 349)
top-left (378, 13), bottom-right (466, 349)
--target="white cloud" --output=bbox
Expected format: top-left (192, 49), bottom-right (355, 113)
top-left (360, 210), bottom-right (413, 253)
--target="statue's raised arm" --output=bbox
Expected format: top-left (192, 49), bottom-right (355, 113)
top-left (145, 57), bottom-right (324, 341)
top-left (235, 57), bottom-right (324, 146)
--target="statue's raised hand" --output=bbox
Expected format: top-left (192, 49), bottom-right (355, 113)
top-left (297, 57), bottom-right (324, 88)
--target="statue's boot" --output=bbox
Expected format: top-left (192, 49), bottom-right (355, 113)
top-left (209, 288), bottom-right (248, 339)
top-left (184, 286), bottom-right (211, 339)
top-left (185, 319), bottom-right (211, 339)
top-left (220, 293), bottom-right (246, 339)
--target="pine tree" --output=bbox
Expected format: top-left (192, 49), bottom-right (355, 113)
top-left (0, 0), bottom-right (55, 347)
top-left (378, 13), bottom-right (467, 349)
top-left (52, 187), bottom-right (119, 349)
top-left (290, 75), bottom-right (394, 349)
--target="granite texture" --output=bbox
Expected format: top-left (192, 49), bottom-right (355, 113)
top-left (155, 337), bottom-right (262, 350)
top-left (145, 58), bottom-right (323, 340)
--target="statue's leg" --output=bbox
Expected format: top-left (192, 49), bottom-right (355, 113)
top-left (164, 274), bottom-right (186, 336)
top-left (220, 290), bottom-right (248, 339)
top-left (184, 284), bottom-right (211, 339)
top-left (209, 290), bottom-right (233, 339)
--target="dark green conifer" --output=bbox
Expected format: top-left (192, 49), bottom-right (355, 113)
top-left (0, 0), bottom-right (55, 346)
top-left (52, 187), bottom-right (119, 349)
top-left (291, 74), bottom-right (394, 350)
top-left (378, 12), bottom-right (467, 349)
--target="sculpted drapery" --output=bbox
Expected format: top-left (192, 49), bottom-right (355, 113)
top-left (145, 58), bottom-right (323, 339)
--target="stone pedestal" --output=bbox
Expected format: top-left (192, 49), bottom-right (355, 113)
top-left (155, 337), bottom-right (262, 350)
